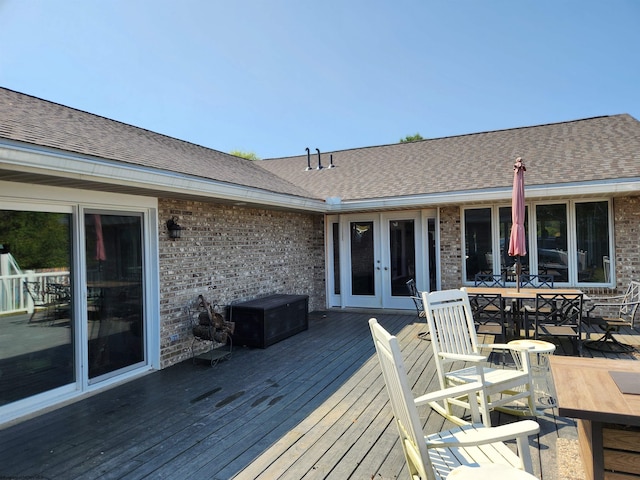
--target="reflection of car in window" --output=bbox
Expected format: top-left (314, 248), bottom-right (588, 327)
top-left (538, 248), bottom-right (568, 265)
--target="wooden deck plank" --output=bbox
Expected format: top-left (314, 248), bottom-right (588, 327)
top-left (0, 310), bottom-right (637, 480)
top-left (123, 313), bottom-right (382, 480)
top-left (233, 315), bottom-right (410, 480)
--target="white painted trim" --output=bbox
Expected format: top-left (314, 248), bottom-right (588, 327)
top-left (0, 185), bottom-right (160, 426)
top-left (326, 179), bottom-right (640, 212)
top-left (0, 180), bottom-right (157, 208)
top-left (0, 141), bottom-right (326, 212)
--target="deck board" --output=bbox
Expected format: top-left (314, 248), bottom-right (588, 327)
top-left (0, 310), bottom-right (638, 479)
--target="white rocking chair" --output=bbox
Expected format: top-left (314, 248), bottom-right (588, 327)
top-left (369, 318), bottom-right (539, 480)
top-left (422, 288), bottom-right (537, 427)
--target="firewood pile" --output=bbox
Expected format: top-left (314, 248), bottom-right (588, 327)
top-left (190, 294), bottom-right (235, 346)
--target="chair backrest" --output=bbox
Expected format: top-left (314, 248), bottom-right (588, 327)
top-left (474, 273), bottom-right (505, 287)
top-left (422, 288), bottom-right (479, 387)
top-left (535, 292), bottom-right (583, 327)
top-left (620, 281), bottom-right (640, 324)
top-left (469, 293), bottom-right (504, 325)
top-left (406, 278), bottom-right (425, 318)
top-left (23, 281), bottom-right (47, 305)
top-left (369, 318), bottom-right (433, 480)
top-left (519, 274), bottom-right (554, 288)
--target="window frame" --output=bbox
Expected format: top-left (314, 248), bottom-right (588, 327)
top-left (461, 198), bottom-right (614, 287)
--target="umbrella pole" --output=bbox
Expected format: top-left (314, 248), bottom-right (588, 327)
top-left (515, 257), bottom-right (521, 292)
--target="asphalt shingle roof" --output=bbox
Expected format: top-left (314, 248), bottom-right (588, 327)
top-left (259, 114), bottom-right (640, 201)
top-left (0, 87), bottom-right (314, 199)
top-left (1, 87), bottom-right (639, 205)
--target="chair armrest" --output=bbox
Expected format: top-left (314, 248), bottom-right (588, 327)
top-left (588, 300), bottom-right (640, 314)
top-left (414, 381), bottom-right (485, 406)
top-left (439, 352), bottom-right (487, 363)
top-left (425, 420), bottom-right (540, 448)
top-left (478, 342), bottom-right (527, 352)
top-left (588, 294), bottom-right (627, 302)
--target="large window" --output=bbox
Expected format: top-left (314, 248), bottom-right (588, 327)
top-left (463, 200), bottom-right (612, 285)
top-left (536, 204), bottom-right (568, 282)
top-left (464, 208), bottom-right (492, 281)
top-left (576, 202), bottom-right (611, 283)
top-left (499, 205), bottom-right (529, 274)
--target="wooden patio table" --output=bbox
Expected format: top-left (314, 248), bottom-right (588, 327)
top-left (465, 286), bottom-right (587, 339)
top-left (550, 356), bottom-right (640, 480)
top-left (465, 286), bottom-right (586, 300)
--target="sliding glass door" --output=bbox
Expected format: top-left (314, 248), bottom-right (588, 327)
top-left (0, 205), bottom-right (149, 410)
top-left (85, 212), bottom-right (144, 381)
top-left (0, 208), bottom-right (74, 405)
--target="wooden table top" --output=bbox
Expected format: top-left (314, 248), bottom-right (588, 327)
top-left (465, 286), bottom-right (586, 300)
top-left (550, 356), bottom-right (640, 426)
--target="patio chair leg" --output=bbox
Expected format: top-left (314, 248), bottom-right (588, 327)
top-left (583, 328), bottom-right (634, 353)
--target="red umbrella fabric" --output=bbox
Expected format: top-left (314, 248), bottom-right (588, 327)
top-left (94, 214), bottom-right (107, 262)
top-left (508, 157), bottom-right (526, 289)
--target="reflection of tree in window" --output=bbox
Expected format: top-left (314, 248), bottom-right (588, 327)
top-left (0, 211), bottom-right (70, 269)
top-left (0, 210), bottom-right (73, 405)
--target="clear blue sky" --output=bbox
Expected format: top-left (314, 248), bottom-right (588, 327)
top-left (1, 0), bottom-right (638, 159)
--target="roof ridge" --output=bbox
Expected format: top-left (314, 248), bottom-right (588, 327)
top-left (264, 114), bottom-right (626, 160)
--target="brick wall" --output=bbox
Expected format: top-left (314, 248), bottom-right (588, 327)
top-left (612, 196), bottom-right (640, 293)
top-left (158, 198), bottom-right (326, 368)
top-left (439, 206), bottom-right (463, 290)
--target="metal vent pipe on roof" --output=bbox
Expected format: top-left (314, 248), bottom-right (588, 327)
top-left (329, 154), bottom-right (335, 168)
top-left (305, 147), bottom-right (312, 171)
top-left (316, 148), bottom-right (322, 170)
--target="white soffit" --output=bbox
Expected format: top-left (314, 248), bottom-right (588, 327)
top-left (0, 142), bottom-right (326, 213)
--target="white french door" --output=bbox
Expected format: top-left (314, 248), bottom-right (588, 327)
top-left (328, 212), bottom-right (425, 309)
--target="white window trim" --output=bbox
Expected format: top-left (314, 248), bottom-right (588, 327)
top-left (461, 198), bottom-right (613, 287)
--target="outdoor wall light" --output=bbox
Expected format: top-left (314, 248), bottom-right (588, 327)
top-left (166, 217), bottom-right (183, 240)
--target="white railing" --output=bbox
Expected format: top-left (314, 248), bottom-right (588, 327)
top-left (0, 271), bottom-right (71, 316)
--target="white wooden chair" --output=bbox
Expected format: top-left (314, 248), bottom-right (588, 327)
top-left (422, 288), bottom-right (537, 427)
top-left (369, 318), bottom-right (540, 480)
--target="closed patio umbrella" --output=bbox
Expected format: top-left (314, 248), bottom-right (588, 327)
top-left (508, 157), bottom-right (526, 291)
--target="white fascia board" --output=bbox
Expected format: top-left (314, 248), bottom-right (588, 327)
top-left (0, 141), bottom-right (326, 212)
top-left (327, 179), bottom-right (640, 212)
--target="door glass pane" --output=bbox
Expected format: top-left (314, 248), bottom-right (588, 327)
top-left (389, 220), bottom-right (415, 296)
top-left (350, 221), bottom-right (374, 296)
top-left (0, 210), bottom-right (73, 405)
top-left (536, 204), bottom-right (568, 282)
top-left (332, 223), bottom-right (340, 295)
top-left (428, 218), bottom-right (437, 291)
top-left (576, 201), bottom-right (610, 283)
top-left (86, 213), bottom-right (144, 380)
top-left (464, 208), bottom-right (492, 281)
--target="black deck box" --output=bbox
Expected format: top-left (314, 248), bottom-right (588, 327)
top-left (230, 294), bottom-right (309, 348)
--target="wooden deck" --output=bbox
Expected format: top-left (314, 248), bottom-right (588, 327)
top-left (0, 310), bottom-right (638, 480)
